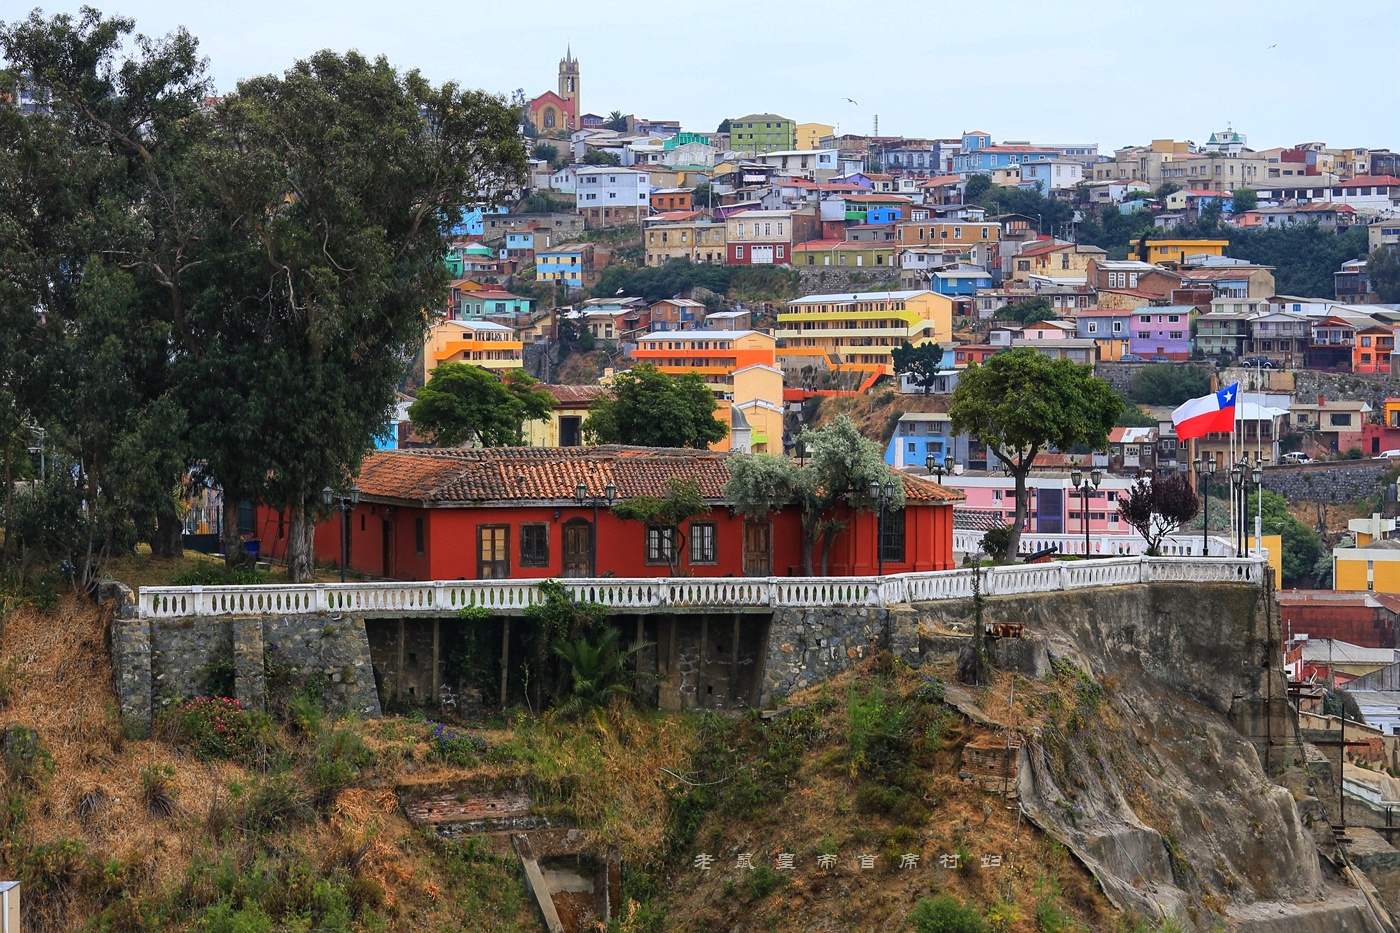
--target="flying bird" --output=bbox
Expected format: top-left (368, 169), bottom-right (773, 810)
top-left (1267, 43), bottom-right (1277, 49)
top-left (844, 97), bottom-right (858, 105)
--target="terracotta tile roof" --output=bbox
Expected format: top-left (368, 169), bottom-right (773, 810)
top-left (1340, 175), bottom-right (1400, 188)
top-left (1017, 241), bottom-right (1073, 258)
top-left (542, 384), bottom-right (610, 407)
top-left (354, 447), bottom-right (963, 505)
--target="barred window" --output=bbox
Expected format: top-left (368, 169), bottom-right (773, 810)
top-left (880, 510), bottom-right (906, 564)
top-left (646, 524), bottom-right (676, 565)
top-left (690, 522), bottom-right (717, 564)
top-left (520, 523), bottom-right (549, 567)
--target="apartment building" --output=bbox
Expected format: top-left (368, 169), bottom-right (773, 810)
top-left (776, 290), bottom-right (953, 375)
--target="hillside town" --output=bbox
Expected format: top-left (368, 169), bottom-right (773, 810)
top-left (10, 7), bottom-right (1400, 933)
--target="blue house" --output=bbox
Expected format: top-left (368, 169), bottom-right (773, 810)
top-left (866, 206), bottom-right (903, 224)
top-left (454, 207), bottom-right (484, 237)
top-left (931, 265), bottom-right (994, 296)
top-left (883, 412), bottom-right (971, 470)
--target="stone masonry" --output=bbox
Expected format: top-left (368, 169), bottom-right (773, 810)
top-left (110, 601), bottom-right (381, 735)
top-left (1263, 461), bottom-right (1391, 503)
top-left (761, 605), bottom-right (908, 701)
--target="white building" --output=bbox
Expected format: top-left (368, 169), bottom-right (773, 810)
top-left (749, 148), bottom-right (839, 181)
top-left (575, 168), bottom-right (651, 224)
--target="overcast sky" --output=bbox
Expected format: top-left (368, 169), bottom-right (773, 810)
top-left (11, 0), bottom-right (1399, 151)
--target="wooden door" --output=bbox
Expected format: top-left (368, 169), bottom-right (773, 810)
top-left (562, 519), bottom-right (593, 577)
top-left (743, 521), bottom-right (772, 577)
top-left (381, 519), bottom-right (392, 577)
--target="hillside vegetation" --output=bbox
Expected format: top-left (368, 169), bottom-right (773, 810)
top-left (0, 595), bottom-right (1201, 932)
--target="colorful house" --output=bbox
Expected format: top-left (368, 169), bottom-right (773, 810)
top-left (727, 114), bottom-right (796, 154)
top-left (522, 384), bottom-right (608, 449)
top-left (791, 239), bottom-right (896, 269)
top-left (777, 290), bottom-right (954, 376)
top-left (254, 447), bottom-right (962, 580)
top-left (536, 243), bottom-right (593, 291)
top-left (1128, 306), bottom-right (1194, 360)
top-left (449, 289), bottom-right (531, 321)
top-left (423, 320), bottom-right (523, 380)
top-left (725, 209), bottom-right (818, 265)
top-left (645, 220), bottom-right (727, 266)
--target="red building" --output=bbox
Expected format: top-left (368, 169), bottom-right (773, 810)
top-left (254, 446), bottom-right (962, 580)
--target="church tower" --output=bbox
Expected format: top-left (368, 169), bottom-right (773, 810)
top-left (558, 47), bottom-right (579, 113)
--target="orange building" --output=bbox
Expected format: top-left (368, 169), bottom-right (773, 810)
top-left (650, 188), bottom-right (694, 212)
top-left (423, 320), bottom-right (523, 380)
top-left (1356, 325), bottom-right (1394, 374)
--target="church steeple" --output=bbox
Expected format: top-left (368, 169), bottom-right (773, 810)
top-left (558, 48), bottom-right (579, 115)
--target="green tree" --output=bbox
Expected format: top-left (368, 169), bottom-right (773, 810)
top-left (610, 476), bottom-right (708, 575)
top-left (1127, 364), bottom-right (1212, 407)
top-left (994, 296), bottom-right (1055, 325)
top-left (552, 627), bottom-right (659, 718)
top-left (530, 141), bottom-right (559, 165)
top-left (604, 110), bottom-right (628, 132)
top-left (1249, 489), bottom-right (1321, 585)
top-left (1116, 403), bottom-right (1157, 428)
top-left (519, 190), bottom-right (575, 214)
top-left (950, 348), bottom-right (1121, 562)
top-left (1229, 224), bottom-right (1369, 297)
top-left (1232, 188), bottom-right (1258, 212)
top-left (890, 342), bottom-right (945, 393)
top-left (715, 118), bottom-right (731, 134)
top-left (0, 9), bottom-right (210, 583)
top-left (582, 149), bottom-right (621, 166)
top-left (724, 416), bottom-right (903, 574)
top-left (1369, 246), bottom-right (1400, 303)
top-left (197, 50), bottom-right (526, 580)
top-left (408, 364), bottom-right (553, 447)
top-left (689, 181), bottom-right (714, 209)
top-left (583, 365), bottom-right (727, 448)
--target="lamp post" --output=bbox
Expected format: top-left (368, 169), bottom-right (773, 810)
top-left (1192, 455), bottom-right (1217, 556)
top-left (925, 452), bottom-right (947, 484)
top-left (1250, 458), bottom-right (1263, 555)
top-left (869, 478), bottom-right (899, 576)
top-left (321, 485), bottom-right (360, 583)
top-left (574, 480), bottom-right (617, 577)
top-left (1069, 464), bottom-right (1103, 558)
top-left (1228, 459), bottom-right (1261, 557)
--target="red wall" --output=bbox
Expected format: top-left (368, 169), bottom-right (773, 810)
top-left (255, 501), bottom-right (956, 580)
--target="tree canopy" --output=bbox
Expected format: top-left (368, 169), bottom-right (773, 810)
top-left (994, 296), bottom-right (1056, 326)
top-left (583, 365), bottom-right (728, 448)
top-left (723, 416), bottom-right (903, 574)
top-left (1249, 489), bottom-right (1322, 585)
top-left (610, 476), bottom-right (708, 575)
top-left (890, 342), bottom-right (945, 393)
top-left (1127, 364), bottom-right (1212, 407)
top-left (1232, 188), bottom-right (1258, 212)
top-left (950, 349), bottom-right (1121, 560)
top-left (0, 9), bottom-right (527, 585)
top-left (408, 365), bottom-right (554, 447)
top-left (582, 149), bottom-right (621, 166)
top-left (1370, 246), bottom-right (1400, 303)
top-left (1117, 474), bottom-right (1199, 555)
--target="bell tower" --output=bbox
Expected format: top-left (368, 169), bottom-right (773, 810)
top-left (558, 46), bottom-right (579, 113)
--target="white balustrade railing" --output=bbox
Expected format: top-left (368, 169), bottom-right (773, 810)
top-left (135, 555), bottom-right (1265, 620)
top-left (952, 530), bottom-right (1235, 558)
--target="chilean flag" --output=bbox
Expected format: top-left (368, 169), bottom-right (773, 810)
top-left (1172, 383), bottom-right (1238, 440)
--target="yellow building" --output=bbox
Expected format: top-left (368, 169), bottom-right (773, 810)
top-left (522, 384), bottom-right (607, 448)
top-left (1139, 239), bottom-right (1229, 265)
top-left (424, 320), bottom-right (523, 381)
top-left (645, 220), bottom-right (727, 266)
top-left (776, 290), bottom-right (952, 375)
top-left (894, 221), bottom-right (1001, 247)
top-left (791, 239), bottom-right (896, 269)
top-left (1333, 515), bottom-right (1400, 593)
top-left (795, 122), bottom-right (835, 150)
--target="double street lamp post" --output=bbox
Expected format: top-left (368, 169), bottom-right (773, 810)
top-left (321, 485), bottom-right (360, 583)
top-left (869, 478), bottom-right (898, 576)
top-left (574, 480), bottom-right (617, 577)
top-left (1069, 464), bottom-right (1103, 559)
top-left (1228, 457), bottom-right (1263, 557)
top-left (1192, 456), bottom-right (1218, 557)
top-left (925, 452), bottom-right (947, 484)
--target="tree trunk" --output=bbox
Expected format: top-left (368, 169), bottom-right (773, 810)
top-left (150, 500), bottom-right (184, 558)
top-left (801, 514), bottom-right (817, 575)
top-left (818, 530), bottom-right (835, 576)
top-left (287, 499), bottom-right (317, 582)
top-left (221, 495), bottom-right (248, 569)
top-left (1006, 467), bottom-right (1030, 564)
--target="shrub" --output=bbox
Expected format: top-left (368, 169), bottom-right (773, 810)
top-left (908, 894), bottom-right (987, 933)
top-left (234, 776), bottom-right (315, 834)
top-left (426, 722), bottom-right (489, 766)
top-left (745, 864), bottom-right (787, 900)
top-left (140, 763), bottom-right (180, 817)
top-left (176, 697), bottom-right (269, 760)
top-left (199, 900), bottom-right (275, 932)
top-left (174, 566), bottom-right (269, 586)
top-left (309, 723), bottom-right (375, 799)
top-left (2, 725), bottom-right (54, 789)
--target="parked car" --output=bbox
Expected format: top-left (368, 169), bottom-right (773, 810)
top-left (1241, 356), bottom-right (1277, 369)
top-left (1375, 450), bottom-right (1400, 459)
top-left (1149, 354), bottom-right (1170, 363)
top-left (1119, 353), bottom-right (1146, 362)
top-left (1280, 452), bottom-right (1313, 464)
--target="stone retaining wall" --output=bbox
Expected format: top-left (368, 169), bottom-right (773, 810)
top-left (110, 589), bottom-right (380, 735)
top-left (1262, 461), bottom-right (1391, 502)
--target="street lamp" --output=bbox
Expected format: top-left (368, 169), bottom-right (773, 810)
top-left (1228, 459), bottom-right (1262, 558)
top-left (925, 452), bottom-right (947, 484)
top-left (574, 479), bottom-right (617, 577)
top-left (1069, 464), bottom-right (1103, 558)
top-left (1192, 456), bottom-right (1218, 556)
top-left (321, 484), bottom-right (360, 582)
top-left (869, 478), bottom-right (899, 576)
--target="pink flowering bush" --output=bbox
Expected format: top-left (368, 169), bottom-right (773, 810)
top-left (175, 696), bottom-right (269, 760)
